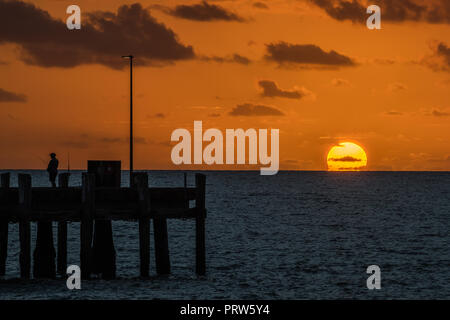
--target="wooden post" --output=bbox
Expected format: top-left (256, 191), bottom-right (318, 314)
top-left (81, 173), bottom-right (95, 280)
top-left (195, 173), bottom-right (206, 275)
top-left (33, 220), bottom-right (56, 278)
top-left (57, 173), bottom-right (70, 276)
top-left (153, 217), bottom-right (170, 275)
top-left (134, 173), bottom-right (150, 277)
top-left (0, 173), bottom-right (10, 276)
top-left (18, 174), bottom-right (31, 279)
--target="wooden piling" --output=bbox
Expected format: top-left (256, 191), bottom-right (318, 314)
top-left (134, 173), bottom-right (150, 277)
top-left (92, 220), bottom-right (116, 279)
top-left (89, 162), bottom-right (117, 280)
top-left (18, 174), bottom-right (31, 279)
top-left (195, 173), bottom-right (206, 275)
top-left (57, 173), bottom-right (70, 276)
top-left (1, 172), bottom-right (10, 189)
top-left (33, 221), bottom-right (56, 278)
top-left (0, 172), bottom-right (10, 276)
top-left (81, 173), bottom-right (95, 280)
top-left (153, 217), bottom-right (170, 275)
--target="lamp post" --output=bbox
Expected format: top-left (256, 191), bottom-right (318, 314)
top-left (122, 55), bottom-right (134, 181)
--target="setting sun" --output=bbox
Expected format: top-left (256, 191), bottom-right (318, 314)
top-left (327, 142), bottom-right (368, 171)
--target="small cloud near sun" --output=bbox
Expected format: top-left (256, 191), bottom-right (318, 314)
top-left (327, 142), bottom-right (367, 171)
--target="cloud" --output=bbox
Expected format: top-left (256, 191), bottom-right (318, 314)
top-left (165, 1), bottom-right (245, 22)
top-left (337, 166), bottom-right (367, 171)
top-left (101, 136), bottom-right (148, 144)
top-left (384, 110), bottom-right (403, 116)
top-left (265, 42), bottom-right (355, 67)
top-left (0, 88), bottom-right (27, 102)
top-left (200, 53), bottom-right (251, 65)
top-left (328, 156), bottom-right (362, 162)
top-left (229, 103), bottom-right (285, 116)
top-left (62, 140), bottom-right (90, 149)
top-left (147, 113), bottom-right (166, 118)
top-left (388, 82), bottom-right (408, 92)
top-left (7, 113), bottom-right (18, 121)
top-left (435, 78), bottom-right (450, 87)
top-left (309, 0), bottom-right (450, 24)
top-left (436, 42), bottom-right (450, 67)
top-left (431, 109), bottom-right (450, 117)
top-left (258, 80), bottom-right (306, 99)
top-left (253, 2), bottom-right (269, 9)
top-left (419, 42), bottom-right (450, 72)
top-left (0, 1), bottom-right (194, 69)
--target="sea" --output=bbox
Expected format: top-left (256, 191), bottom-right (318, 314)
top-left (0, 170), bottom-right (449, 299)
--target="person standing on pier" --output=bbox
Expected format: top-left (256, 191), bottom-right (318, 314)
top-left (47, 153), bottom-right (59, 187)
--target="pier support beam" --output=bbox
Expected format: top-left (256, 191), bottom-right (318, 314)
top-left (195, 173), bottom-right (206, 276)
top-left (18, 174), bottom-right (31, 279)
top-left (0, 173), bottom-right (10, 276)
top-left (92, 220), bottom-right (116, 279)
top-left (33, 220), bottom-right (56, 278)
top-left (153, 217), bottom-right (170, 275)
top-left (57, 173), bottom-right (70, 276)
top-left (81, 173), bottom-right (95, 280)
top-left (88, 161), bottom-right (118, 280)
top-left (134, 173), bottom-right (150, 277)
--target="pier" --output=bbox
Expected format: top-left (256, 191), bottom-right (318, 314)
top-left (0, 166), bottom-right (207, 280)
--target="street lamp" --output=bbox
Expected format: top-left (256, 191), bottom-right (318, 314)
top-left (122, 55), bottom-right (134, 181)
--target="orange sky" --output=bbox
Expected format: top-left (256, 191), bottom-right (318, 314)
top-left (0, 0), bottom-right (449, 171)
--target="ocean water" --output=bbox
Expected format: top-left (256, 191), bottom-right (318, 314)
top-left (0, 170), bottom-right (449, 299)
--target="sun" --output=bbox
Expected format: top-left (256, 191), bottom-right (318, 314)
top-left (327, 142), bottom-right (368, 171)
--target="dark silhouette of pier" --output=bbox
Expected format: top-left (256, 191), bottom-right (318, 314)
top-left (0, 162), bottom-right (207, 280)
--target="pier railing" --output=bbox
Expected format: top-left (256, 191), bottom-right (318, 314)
top-left (0, 172), bottom-right (207, 279)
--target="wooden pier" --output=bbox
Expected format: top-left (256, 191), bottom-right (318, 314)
top-left (0, 171), bottom-right (207, 279)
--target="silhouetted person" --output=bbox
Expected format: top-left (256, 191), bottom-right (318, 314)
top-left (47, 153), bottom-right (59, 187)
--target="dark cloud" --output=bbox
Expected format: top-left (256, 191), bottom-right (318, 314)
top-left (328, 156), bottom-right (361, 162)
top-left (331, 78), bottom-right (351, 87)
top-left (0, 88), bottom-right (27, 102)
top-left (229, 103), bottom-right (284, 116)
top-left (0, 1), bottom-right (194, 69)
top-left (309, 0), bottom-right (450, 24)
top-left (166, 1), bottom-right (245, 22)
top-left (258, 80), bottom-right (303, 99)
top-left (265, 42), bottom-right (355, 67)
top-left (253, 2), bottom-right (269, 9)
top-left (200, 53), bottom-right (251, 65)
top-left (420, 42), bottom-right (450, 72)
